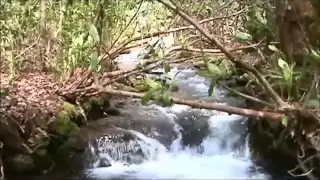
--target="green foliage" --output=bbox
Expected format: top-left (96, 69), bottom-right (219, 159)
top-left (281, 114), bottom-right (288, 127)
top-left (310, 49), bottom-right (320, 66)
top-left (141, 63), bottom-right (180, 106)
top-left (243, 5), bottom-right (274, 43)
top-left (140, 76), bottom-right (175, 106)
top-left (196, 57), bottom-right (233, 96)
top-left (265, 45), bottom-right (320, 102)
top-left (2, 0), bottom-right (171, 80)
top-left (266, 45), bottom-right (301, 100)
top-left (234, 32), bottom-right (253, 42)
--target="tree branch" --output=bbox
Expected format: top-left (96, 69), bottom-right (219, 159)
top-left (156, 0), bottom-right (288, 108)
top-left (94, 86), bottom-right (283, 121)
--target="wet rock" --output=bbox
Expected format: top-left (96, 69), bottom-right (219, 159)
top-left (51, 121), bottom-right (116, 171)
top-left (51, 103), bottom-right (178, 171)
top-left (55, 120), bottom-right (146, 171)
top-left (174, 111), bottom-right (211, 147)
top-left (95, 133), bottom-right (146, 165)
top-left (4, 154), bottom-right (35, 173)
top-left (96, 157), bottom-right (111, 168)
top-left (105, 103), bottom-right (178, 148)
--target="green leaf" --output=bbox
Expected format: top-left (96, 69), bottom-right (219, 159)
top-left (90, 52), bottom-right (99, 72)
top-left (283, 67), bottom-right (292, 84)
top-left (278, 58), bottom-right (292, 83)
top-left (277, 58), bottom-right (288, 69)
top-left (234, 32), bottom-right (252, 42)
top-left (268, 45), bottom-right (280, 52)
top-left (208, 77), bottom-right (217, 96)
top-left (141, 89), bottom-right (155, 104)
top-left (254, 11), bottom-right (267, 25)
top-left (207, 62), bottom-right (221, 75)
top-left (162, 90), bottom-right (172, 106)
top-left (87, 23), bottom-right (100, 43)
top-left (310, 49), bottom-right (320, 59)
top-left (310, 49), bottom-right (320, 65)
top-left (196, 70), bottom-right (213, 77)
top-left (145, 77), bottom-right (162, 89)
top-left (73, 33), bottom-right (85, 46)
top-left (281, 114), bottom-right (288, 127)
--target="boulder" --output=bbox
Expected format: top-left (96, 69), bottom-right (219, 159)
top-left (3, 154), bottom-right (35, 174)
top-left (174, 110), bottom-right (211, 147)
top-left (106, 103), bottom-right (179, 148)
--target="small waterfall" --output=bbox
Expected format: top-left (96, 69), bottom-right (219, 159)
top-left (84, 61), bottom-right (270, 179)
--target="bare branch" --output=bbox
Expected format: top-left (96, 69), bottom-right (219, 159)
top-left (94, 87), bottom-right (283, 121)
top-left (156, 0), bottom-right (287, 108)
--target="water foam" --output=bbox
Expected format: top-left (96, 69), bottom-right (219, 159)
top-left (86, 67), bottom-right (269, 179)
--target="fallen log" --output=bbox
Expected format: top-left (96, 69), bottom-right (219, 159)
top-left (95, 87), bottom-right (283, 121)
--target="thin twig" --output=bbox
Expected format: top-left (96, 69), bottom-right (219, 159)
top-left (107, 0), bottom-right (144, 53)
top-left (218, 82), bottom-right (275, 108)
top-left (288, 152), bottom-right (319, 180)
top-left (0, 36), bottom-right (40, 71)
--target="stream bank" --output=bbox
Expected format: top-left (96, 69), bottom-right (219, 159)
top-left (0, 72), bottom-right (130, 177)
top-left (1, 48), bottom-right (319, 180)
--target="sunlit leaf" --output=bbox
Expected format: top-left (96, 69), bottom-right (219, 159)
top-left (234, 32), bottom-right (252, 42)
top-left (290, 130), bottom-right (295, 137)
top-left (207, 62), bottom-right (221, 75)
top-left (208, 77), bottom-right (217, 96)
top-left (283, 67), bottom-right (292, 84)
top-left (141, 89), bottom-right (155, 104)
top-left (277, 58), bottom-right (288, 69)
top-left (196, 70), bottom-right (213, 77)
top-left (73, 33), bottom-right (85, 46)
top-left (135, 84), bottom-right (149, 92)
top-left (268, 45), bottom-right (280, 52)
top-left (310, 49), bottom-right (320, 59)
top-left (162, 90), bottom-right (172, 106)
top-left (277, 58), bottom-right (292, 84)
top-left (310, 49), bottom-right (320, 65)
top-left (254, 11), bottom-right (267, 25)
top-left (145, 77), bottom-right (162, 89)
top-left (87, 22), bottom-right (100, 43)
top-left (281, 114), bottom-right (288, 127)
top-left (90, 52), bottom-right (99, 72)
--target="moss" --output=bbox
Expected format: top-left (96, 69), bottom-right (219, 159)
top-left (60, 101), bottom-right (80, 118)
top-left (83, 97), bottom-right (104, 111)
top-left (46, 110), bottom-right (81, 170)
top-left (53, 111), bottom-right (80, 136)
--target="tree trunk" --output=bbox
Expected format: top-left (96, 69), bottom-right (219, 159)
top-left (275, 0), bottom-right (320, 64)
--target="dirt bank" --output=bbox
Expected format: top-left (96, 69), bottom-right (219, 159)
top-left (0, 71), bottom-right (122, 176)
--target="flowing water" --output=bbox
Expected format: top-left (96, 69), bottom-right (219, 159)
top-left (82, 51), bottom-right (270, 179)
top-left (7, 48), bottom-right (273, 180)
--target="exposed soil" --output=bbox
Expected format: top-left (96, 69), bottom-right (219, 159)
top-left (0, 72), bottom-right (62, 152)
top-left (0, 68), bottom-right (104, 175)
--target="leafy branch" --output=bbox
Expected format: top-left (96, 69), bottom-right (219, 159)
top-left (156, 0), bottom-right (289, 109)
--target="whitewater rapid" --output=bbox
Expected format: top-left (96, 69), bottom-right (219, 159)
top-left (85, 66), bottom-right (270, 179)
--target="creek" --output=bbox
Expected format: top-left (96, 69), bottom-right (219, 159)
top-left (7, 48), bottom-right (288, 180)
top-left (85, 66), bottom-right (268, 179)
